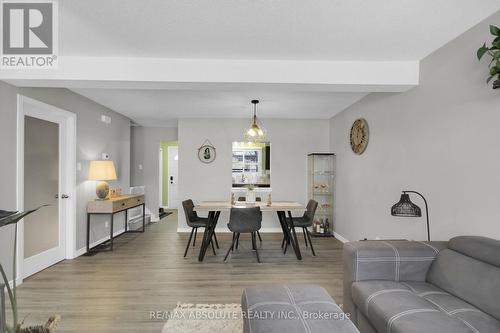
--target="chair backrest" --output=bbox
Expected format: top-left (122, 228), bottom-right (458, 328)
top-left (182, 199), bottom-right (198, 227)
top-left (228, 207), bottom-right (262, 233)
top-left (303, 199), bottom-right (318, 223)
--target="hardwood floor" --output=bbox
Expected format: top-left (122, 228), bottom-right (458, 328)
top-left (12, 211), bottom-right (345, 332)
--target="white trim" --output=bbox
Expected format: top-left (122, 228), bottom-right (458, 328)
top-left (159, 146), bottom-right (163, 207)
top-left (16, 95), bottom-right (77, 281)
top-left (167, 145), bottom-right (178, 209)
top-left (334, 232), bottom-right (349, 243)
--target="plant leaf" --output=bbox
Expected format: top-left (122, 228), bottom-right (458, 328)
top-left (477, 44), bottom-right (489, 60)
top-left (0, 205), bottom-right (49, 228)
top-left (490, 25), bottom-right (500, 36)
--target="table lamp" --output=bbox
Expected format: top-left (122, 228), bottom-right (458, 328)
top-left (391, 190), bottom-right (431, 241)
top-left (88, 160), bottom-right (117, 200)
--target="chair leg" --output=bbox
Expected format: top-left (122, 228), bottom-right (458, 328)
top-left (211, 238), bottom-right (216, 255)
top-left (306, 228), bottom-right (316, 256)
top-left (303, 228), bottom-right (308, 247)
top-left (257, 231), bottom-right (262, 242)
top-left (224, 236), bottom-right (236, 261)
top-left (213, 232), bottom-right (220, 249)
top-left (236, 233), bottom-right (240, 250)
top-left (193, 227), bottom-right (198, 247)
top-left (184, 227), bottom-right (195, 257)
top-left (252, 232), bottom-right (261, 263)
top-left (281, 236), bottom-right (286, 248)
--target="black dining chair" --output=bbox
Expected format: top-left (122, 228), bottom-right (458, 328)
top-left (283, 199), bottom-right (318, 256)
top-left (224, 206), bottom-right (262, 263)
top-left (182, 199), bottom-right (219, 257)
top-left (234, 196), bottom-right (263, 244)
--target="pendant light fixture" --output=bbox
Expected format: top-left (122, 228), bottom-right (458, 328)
top-left (244, 99), bottom-right (267, 142)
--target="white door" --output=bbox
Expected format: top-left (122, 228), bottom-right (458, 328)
top-left (167, 146), bottom-right (179, 209)
top-left (18, 95), bottom-right (76, 280)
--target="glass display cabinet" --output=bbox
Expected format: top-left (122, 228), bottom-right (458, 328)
top-left (307, 153), bottom-right (335, 237)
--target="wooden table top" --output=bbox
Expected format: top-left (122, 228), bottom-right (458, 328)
top-left (194, 201), bottom-right (306, 212)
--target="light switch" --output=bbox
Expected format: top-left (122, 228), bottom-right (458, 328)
top-left (101, 115), bottom-right (111, 124)
top-left (138, 164), bottom-right (143, 170)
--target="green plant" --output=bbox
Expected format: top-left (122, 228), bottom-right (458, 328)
top-left (477, 25), bottom-right (500, 89)
top-left (0, 207), bottom-right (47, 333)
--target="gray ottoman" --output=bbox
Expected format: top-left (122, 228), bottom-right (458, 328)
top-left (241, 284), bottom-right (359, 333)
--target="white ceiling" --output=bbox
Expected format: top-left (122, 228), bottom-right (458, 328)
top-left (4, 1), bottom-right (500, 126)
top-left (60, 0), bottom-right (500, 61)
top-left (72, 89), bottom-right (368, 127)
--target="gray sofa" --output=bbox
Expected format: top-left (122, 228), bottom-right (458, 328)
top-left (242, 284), bottom-right (359, 333)
top-left (343, 236), bottom-right (500, 333)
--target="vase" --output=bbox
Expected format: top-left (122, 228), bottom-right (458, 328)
top-left (493, 79), bottom-right (500, 89)
top-left (1, 283), bottom-right (5, 333)
top-left (246, 190), bottom-right (256, 204)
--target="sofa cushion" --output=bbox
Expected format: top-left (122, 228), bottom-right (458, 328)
top-left (352, 280), bottom-right (500, 333)
top-left (449, 236), bottom-right (500, 268)
top-left (241, 285), bottom-right (359, 333)
top-left (427, 248), bottom-right (500, 320)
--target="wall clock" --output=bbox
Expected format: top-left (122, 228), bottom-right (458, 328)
top-left (350, 118), bottom-right (369, 155)
top-left (198, 139), bottom-right (216, 164)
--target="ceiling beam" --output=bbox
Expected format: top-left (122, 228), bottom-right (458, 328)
top-left (1, 56), bottom-right (419, 92)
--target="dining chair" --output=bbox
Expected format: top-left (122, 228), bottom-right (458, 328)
top-left (283, 199), bottom-right (318, 256)
top-left (234, 197), bottom-right (262, 243)
top-left (182, 199), bottom-right (219, 257)
top-left (224, 206), bottom-right (262, 263)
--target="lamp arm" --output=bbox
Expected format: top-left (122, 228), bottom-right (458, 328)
top-left (403, 190), bottom-right (430, 242)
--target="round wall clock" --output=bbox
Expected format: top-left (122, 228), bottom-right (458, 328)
top-left (198, 140), bottom-right (216, 164)
top-left (350, 118), bottom-right (369, 155)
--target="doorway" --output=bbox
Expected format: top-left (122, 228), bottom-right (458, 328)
top-left (159, 141), bottom-right (178, 211)
top-left (167, 146), bottom-right (178, 209)
top-left (17, 95), bottom-right (76, 281)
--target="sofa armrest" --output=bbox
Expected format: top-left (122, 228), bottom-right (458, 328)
top-left (342, 240), bottom-right (447, 324)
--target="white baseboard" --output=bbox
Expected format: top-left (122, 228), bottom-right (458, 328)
top-left (334, 232), bottom-right (349, 243)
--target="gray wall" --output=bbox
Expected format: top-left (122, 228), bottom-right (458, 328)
top-left (130, 126), bottom-right (178, 220)
top-left (329, 11), bottom-right (500, 242)
top-left (178, 118), bottom-right (330, 231)
top-left (0, 81), bottom-right (131, 278)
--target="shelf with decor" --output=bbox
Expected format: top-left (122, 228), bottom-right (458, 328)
top-left (307, 153), bottom-right (335, 237)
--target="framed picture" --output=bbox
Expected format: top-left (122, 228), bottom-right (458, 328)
top-left (198, 140), bottom-right (216, 164)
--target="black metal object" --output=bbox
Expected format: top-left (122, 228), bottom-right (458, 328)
top-left (0, 283), bottom-right (5, 333)
top-left (391, 191), bottom-right (431, 241)
top-left (86, 202), bottom-right (146, 255)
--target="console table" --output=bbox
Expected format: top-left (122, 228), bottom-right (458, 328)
top-left (86, 194), bottom-right (145, 254)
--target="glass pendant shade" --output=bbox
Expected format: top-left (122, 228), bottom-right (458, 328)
top-left (244, 100), bottom-right (267, 142)
top-left (391, 193), bottom-right (422, 217)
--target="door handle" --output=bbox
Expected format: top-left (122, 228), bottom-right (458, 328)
top-left (170, 176), bottom-right (174, 184)
top-left (55, 194), bottom-right (70, 199)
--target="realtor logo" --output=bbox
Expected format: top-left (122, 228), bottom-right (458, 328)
top-left (1, 0), bottom-right (58, 68)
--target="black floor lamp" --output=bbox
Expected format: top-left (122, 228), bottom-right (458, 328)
top-left (391, 191), bottom-right (431, 241)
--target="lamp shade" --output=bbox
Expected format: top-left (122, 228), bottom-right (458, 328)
top-left (88, 160), bottom-right (117, 181)
top-left (391, 193), bottom-right (421, 217)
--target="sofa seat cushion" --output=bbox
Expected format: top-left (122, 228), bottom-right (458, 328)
top-left (242, 285), bottom-right (359, 333)
top-left (352, 280), bottom-right (500, 333)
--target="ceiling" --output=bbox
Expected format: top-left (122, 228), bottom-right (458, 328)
top-left (60, 0), bottom-right (500, 61)
top-left (72, 89), bottom-right (368, 127)
top-left (4, 1), bottom-right (500, 126)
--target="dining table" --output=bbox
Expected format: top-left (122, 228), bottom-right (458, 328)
top-left (193, 201), bottom-right (306, 262)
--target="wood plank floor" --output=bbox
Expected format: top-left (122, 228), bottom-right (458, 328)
top-left (12, 211), bottom-right (345, 332)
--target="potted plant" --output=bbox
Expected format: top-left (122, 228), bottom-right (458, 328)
top-left (477, 25), bottom-right (500, 89)
top-left (0, 207), bottom-right (60, 333)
